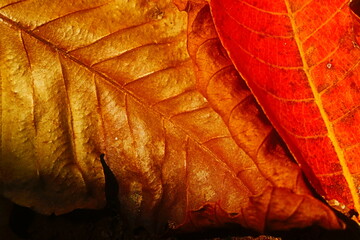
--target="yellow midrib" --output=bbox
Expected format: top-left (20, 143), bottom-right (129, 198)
top-left (284, 1), bottom-right (360, 213)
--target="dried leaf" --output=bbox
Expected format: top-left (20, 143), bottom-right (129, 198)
top-left (210, 0), bottom-right (360, 218)
top-left (0, 0), bottom-right (192, 216)
top-left (0, 0), bottom-right (343, 235)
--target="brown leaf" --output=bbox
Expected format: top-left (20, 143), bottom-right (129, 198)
top-left (0, 0), bottom-right (342, 234)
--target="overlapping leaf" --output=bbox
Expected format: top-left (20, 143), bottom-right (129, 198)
top-left (182, 0), bottom-right (343, 231)
top-left (210, 0), bottom-right (360, 218)
top-left (0, 0), bottom-right (343, 235)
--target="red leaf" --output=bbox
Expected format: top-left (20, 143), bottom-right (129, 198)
top-left (210, 0), bottom-right (360, 218)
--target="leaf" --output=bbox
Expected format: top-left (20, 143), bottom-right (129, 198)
top-left (187, 1), bottom-right (305, 194)
top-left (0, 0), bottom-right (342, 235)
top-left (210, 0), bottom-right (360, 218)
top-left (184, 0), bottom-right (343, 231)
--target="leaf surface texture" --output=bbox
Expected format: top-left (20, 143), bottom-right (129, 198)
top-left (0, 0), bottom-right (343, 233)
top-left (211, 0), bottom-right (360, 217)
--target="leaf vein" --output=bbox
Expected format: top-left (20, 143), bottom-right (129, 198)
top-left (221, 1), bottom-right (293, 38)
top-left (285, 0), bottom-right (360, 214)
top-left (0, 0), bottom-right (27, 10)
top-left (32, 3), bottom-right (107, 31)
top-left (301, 2), bottom-right (347, 44)
top-left (58, 55), bottom-right (88, 192)
top-left (236, 0), bottom-right (288, 16)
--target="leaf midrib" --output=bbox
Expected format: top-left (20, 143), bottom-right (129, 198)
top-left (0, 12), bottom-right (247, 183)
top-left (284, 0), bottom-right (360, 213)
